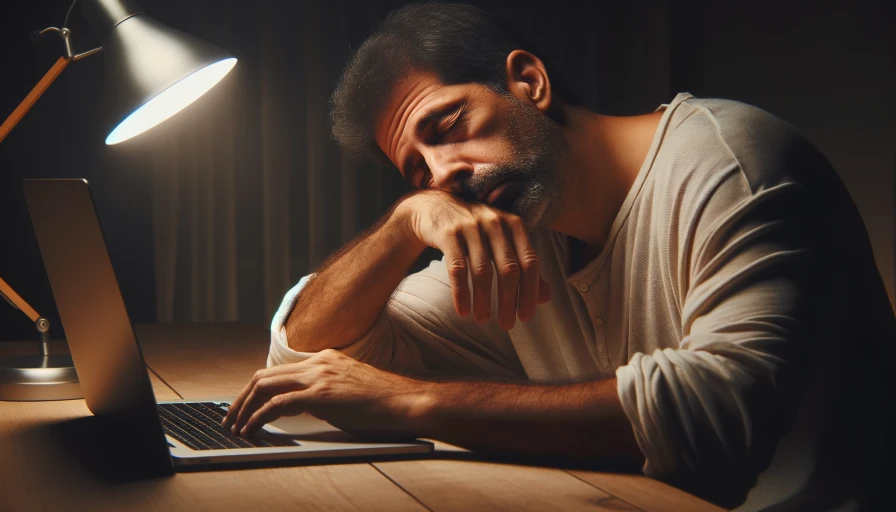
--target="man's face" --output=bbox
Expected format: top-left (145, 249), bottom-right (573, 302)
top-left (374, 71), bottom-right (565, 227)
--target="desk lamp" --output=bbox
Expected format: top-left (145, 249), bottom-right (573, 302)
top-left (0, 0), bottom-right (236, 401)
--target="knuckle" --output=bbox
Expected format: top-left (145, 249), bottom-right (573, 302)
top-left (447, 260), bottom-right (468, 279)
top-left (519, 255), bottom-right (539, 273)
top-left (505, 214), bottom-right (524, 228)
top-left (470, 262), bottom-right (493, 277)
top-left (313, 382), bottom-right (333, 399)
top-left (444, 225), bottom-right (463, 239)
top-left (269, 393), bottom-right (288, 409)
top-left (498, 260), bottom-right (522, 277)
top-left (319, 348), bottom-right (339, 359)
top-left (462, 219), bottom-right (481, 233)
top-left (481, 214), bottom-right (502, 230)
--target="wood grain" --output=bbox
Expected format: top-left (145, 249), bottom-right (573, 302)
top-left (135, 323), bottom-right (270, 399)
top-left (568, 470), bottom-right (726, 512)
top-left (374, 459), bottom-right (640, 512)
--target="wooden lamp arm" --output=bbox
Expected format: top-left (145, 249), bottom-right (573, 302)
top-left (0, 56), bottom-right (72, 353)
top-left (0, 56), bottom-right (71, 144)
top-left (0, 277), bottom-right (41, 323)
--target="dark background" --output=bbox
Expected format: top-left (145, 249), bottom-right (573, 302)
top-left (1, 0), bottom-right (893, 342)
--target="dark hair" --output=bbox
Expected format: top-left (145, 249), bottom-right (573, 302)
top-left (329, 2), bottom-right (583, 162)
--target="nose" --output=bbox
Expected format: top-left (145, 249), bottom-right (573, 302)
top-left (422, 148), bottom-right (472, 193)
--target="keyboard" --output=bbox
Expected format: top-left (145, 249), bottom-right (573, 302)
top-left (157, 402), bottom-right (299, 451)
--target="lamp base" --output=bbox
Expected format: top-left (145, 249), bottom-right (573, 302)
top-left (0, 355), bottom-right (82, 401)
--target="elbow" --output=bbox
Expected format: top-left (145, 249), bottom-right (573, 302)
top-left (619, 349), bottom-right (796, 508)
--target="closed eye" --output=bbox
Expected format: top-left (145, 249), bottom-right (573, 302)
top-left (434, 107), bottom-right (466, 144)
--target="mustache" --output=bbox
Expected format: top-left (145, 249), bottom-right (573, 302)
top-left (460, 165), bottom-right (526, 202)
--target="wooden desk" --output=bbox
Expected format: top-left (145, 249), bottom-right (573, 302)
top-left (0, 323), bottom-right (724, 511)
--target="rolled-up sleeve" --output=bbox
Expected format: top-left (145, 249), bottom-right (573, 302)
top-left (616, 169), bottom-right (815, 507)
top-left (268, 260), bottom-right (525, 380)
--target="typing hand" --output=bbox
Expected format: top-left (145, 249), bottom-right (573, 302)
top-left (221, 349), bottom-right (430, 439)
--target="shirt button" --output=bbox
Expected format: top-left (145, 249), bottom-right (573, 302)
top-left (601, 358), bottom-right (610, 367)
top-left (578, 283), bottom-right (589, 292)
top-left (593, 317), bottom-right (604, 328)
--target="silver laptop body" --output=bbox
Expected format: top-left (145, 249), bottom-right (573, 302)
top-left (23, 178), bottom-right (432, 471)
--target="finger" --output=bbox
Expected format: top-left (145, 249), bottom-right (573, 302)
top-left (442, 230), bottom-right (472, 317)
top-left (231, 374), bottom-right (308, 435)
top-left (484, 216), bottom-right (521, 330)
top-left (466, 225), bottom-right (493, 323)
top-left (223, 363), bottom-right (302, 427)
top-left (224, 368), bottom-right (273, 427)
top-left (241, 391), bottom-right (309, 437)
top-left (505, 217), bottom-right (539, 322)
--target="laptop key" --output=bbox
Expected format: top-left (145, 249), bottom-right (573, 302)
top-left (157, 402), bottom-right (299, 450)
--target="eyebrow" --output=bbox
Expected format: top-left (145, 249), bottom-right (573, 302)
top-left (400, 100), bottom-right (464, 179)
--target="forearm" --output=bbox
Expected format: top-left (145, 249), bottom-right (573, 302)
top-left (415, 378), bottom-right (644, 466)
top-left (285, 205), bottom-right (426, 352)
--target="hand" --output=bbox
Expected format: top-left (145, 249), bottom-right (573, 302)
top-left (396, 190), bottom-right (551, 330)
top-left (222, 350), bottom-right (429, 439)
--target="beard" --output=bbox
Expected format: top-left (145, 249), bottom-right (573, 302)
top-left (462, 94), bottom-right (566, 229)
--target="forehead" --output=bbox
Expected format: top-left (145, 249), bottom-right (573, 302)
top-left (373, 71), bottom-right (477, 166)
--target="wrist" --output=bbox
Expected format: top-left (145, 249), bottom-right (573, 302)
top-left (402, 380), bottom-right (442, 438)
top-left (388, 196), bottom-right (427, 254)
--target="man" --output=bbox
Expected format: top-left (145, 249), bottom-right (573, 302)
top-left (223, 3), bottom-right (895, 510)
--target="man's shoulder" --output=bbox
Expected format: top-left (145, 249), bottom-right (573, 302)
top-left (667, 94), bottom-right (825, 192)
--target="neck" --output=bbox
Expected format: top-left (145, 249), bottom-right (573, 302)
top-left (547, 104), bottom-right (664, 249)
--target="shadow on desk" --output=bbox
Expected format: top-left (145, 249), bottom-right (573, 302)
top-left (43, 415), bottom-right (640, 481)
top-left (45, 415), bottom-right (175, 484)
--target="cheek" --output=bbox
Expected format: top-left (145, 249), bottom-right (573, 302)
top-left (465, 116), bottom-right (517, 163)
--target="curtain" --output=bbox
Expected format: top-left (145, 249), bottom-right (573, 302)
top-left (120, 0), bottom-right (672, 324)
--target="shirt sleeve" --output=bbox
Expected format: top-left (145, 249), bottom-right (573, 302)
top-left (268, 259), bottom-right (525, 380)
top-left (615, 167), bottom-right (816, 508)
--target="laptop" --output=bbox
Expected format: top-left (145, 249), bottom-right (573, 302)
top-left (23, 178), bottom-right (432, 472)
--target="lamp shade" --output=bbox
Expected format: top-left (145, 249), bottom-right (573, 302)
top-left (82, 0), bottom-right (237, 145)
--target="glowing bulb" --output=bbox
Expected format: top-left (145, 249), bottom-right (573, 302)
top-left (106, 58), bottom-right (237, 145)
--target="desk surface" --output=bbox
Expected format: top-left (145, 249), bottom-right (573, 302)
top-left (0, 323), bottom-right (724, 511)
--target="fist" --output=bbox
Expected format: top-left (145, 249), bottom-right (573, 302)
top-left (396, 190), bottom-right (551, 330)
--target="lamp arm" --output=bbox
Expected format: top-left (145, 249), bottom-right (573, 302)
top-left (0, 20), bottom-right (106, 144)
top-left (0, 277), bottom-right (40, 322)
top-left (0, 26), bottom-right (90, 354)
top-left (0, 278), bottom-right (52, 356)
top-left (0, 56), bottom-right (70, 144)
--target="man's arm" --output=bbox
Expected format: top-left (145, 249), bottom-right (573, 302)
top-left (284, 205), bottom-right (425, 353)
top-left (224, 349), bottom-right (644, 466)
top-left (419, 376), bottom-right (643, 465)
top-left (283, 189), bottom-right (549, 353)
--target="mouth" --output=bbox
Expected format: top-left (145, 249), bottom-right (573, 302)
top-left (479, 179), bottom-right (525, 211)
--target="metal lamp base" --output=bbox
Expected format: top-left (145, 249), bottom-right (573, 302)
top-left (0, 355), bottom-right (82, 401)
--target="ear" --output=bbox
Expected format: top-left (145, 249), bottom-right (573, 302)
top-left (505, 50), bottom-right (552, 113)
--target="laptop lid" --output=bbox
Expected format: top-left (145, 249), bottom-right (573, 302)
top-left (23, 178), bottom-right (173, 473)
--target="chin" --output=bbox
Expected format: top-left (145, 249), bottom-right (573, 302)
top-left (511, 190), bottom-right (555, 230)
